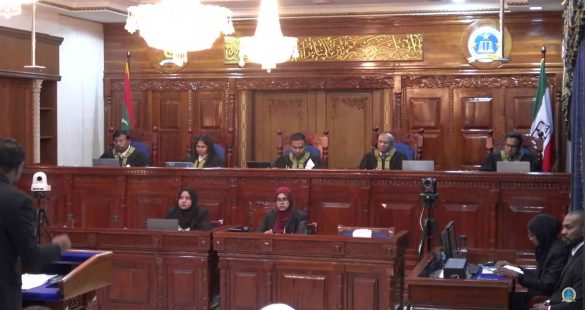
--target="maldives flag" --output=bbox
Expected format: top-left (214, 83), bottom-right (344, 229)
top-left (121, 60), bottom-right (135, 130)
top-left (530, 57), bottom-right (555, 172)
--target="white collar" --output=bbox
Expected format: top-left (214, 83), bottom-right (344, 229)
top-left (118, 145), bottom-right (131, 157)
top-left (198, 154), bottom-right (207, 161)
top-left (571, 241), bottom-right (584, 256)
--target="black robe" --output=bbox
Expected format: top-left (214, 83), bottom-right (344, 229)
top-left (183, 154), bottom-right (225, 168)
top-left (165, 207), bottom-right (212, 231)
top-left (480, 151), bottom-right (541, 172)
top-left (274, 152), bottom-right (324, 169)
top-left (359, 150), bottom-right (408, 170)
top-left (100, 148), bottom-right (148, 167)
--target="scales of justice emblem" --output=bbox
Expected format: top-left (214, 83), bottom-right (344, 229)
top-left (467, 26), bottom-right (502, 63)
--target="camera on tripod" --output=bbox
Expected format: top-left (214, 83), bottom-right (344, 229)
top-left (31, 172), bottom-right (51, 199)
top-left (420, 177), bottom-right (438, 204)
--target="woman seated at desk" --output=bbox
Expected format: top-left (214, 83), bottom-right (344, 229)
top-left (185, 135), bottom-right (224, 168)
top-left (495, 214), bottom-right (568, 310)
top-left (165, 188), bottom-right (212, 231)
top-left (257, 186), bottom-right (307, 234)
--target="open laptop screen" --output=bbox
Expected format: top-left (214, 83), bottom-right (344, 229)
top-left (496, 161), bottom-right (530, 173)
top-left (402, 160), bottom-right (434, 171)
top-left (92, 158), bottom-right (120, 167)
top-left (146, 219), bottom-right (178, 231)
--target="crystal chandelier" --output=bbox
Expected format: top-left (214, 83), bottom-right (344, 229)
top-left (125, 0), bottom-right (234, 66)
top-left (0, 0), bottom-right (35, 19)
top-left (239, 0), bottom-right (298, 73)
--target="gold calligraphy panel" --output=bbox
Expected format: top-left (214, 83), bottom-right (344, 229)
top-left (224, 34), bottom-right (423, 64)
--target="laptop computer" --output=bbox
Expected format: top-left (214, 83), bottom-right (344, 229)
top-left (146, 218), bottom-right (179, 231)
top-left (165, 162), bottom-right (193, 168)
top-left (402, 160), bottom-right (435, 171)
top-left (247, 161), bottom-right (271, 168)
top-left (496, 161), bottom-right (530, 173)
top-left (92, 158), bottom-right (120, 167)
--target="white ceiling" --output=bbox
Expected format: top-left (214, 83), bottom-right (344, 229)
top-left (37, 0), bottom-right (562, 24)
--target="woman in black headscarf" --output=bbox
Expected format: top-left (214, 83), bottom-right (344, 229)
top-left (165, 188), bottom-right (211, 231)
top-left (495, 213), bottom-right (569, 309)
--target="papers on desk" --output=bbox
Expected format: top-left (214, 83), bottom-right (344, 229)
top-left (21, 273), bottom-right (58, 290)
top-left (352, 228), bottom-right (373, 238)
top-left (305, 159), bottom-right (315, 170)
top-left (503, 265), bottom-right (524, 274)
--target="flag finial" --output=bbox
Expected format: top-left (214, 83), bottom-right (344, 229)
top-left (541, 46), bottom-right (546, 60)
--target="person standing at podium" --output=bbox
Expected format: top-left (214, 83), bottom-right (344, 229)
top-left (359, 132), bottom-right (407, 170)
top-left (257, 186), bottom-right (307, 234)
top-left (165, 188), bottom-right (212, 231)
top-left (495, 214), bottom-right (568, 310)
top-left (0, 139), bottom-right (71, 310)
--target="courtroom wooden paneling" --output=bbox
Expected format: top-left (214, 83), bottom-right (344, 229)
top-left (214, 229), bottom-right (408, 310)
top-left (103, 13), bottom-right (565, 170)
top-left (48, 228), bottom-right (216, 310)
top-left (22, 167), bottom-right (570, 258)
top-left (0, 26), bottom-right (61, 165)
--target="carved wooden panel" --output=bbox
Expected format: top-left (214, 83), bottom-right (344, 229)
top-left (274, 262), bottom-right (339, 310)
top-left (126, 176), bottom-right (180, 228)
top-left (253, 91), bottom-right (313, 163)
top-left (504, 88), bottom-right (537, 134)
top-left (325, 91), bottom-right (374, 168)
top-left (223, 260), bottom-right (271, 310)
top-left (166, 256), bottom-right (208, 309)
top-left (102, 253), bottom-right (157, 309)
top-left (405, 88), bottom-right (449, 170)
top-left (71, 176), bottom-right (122, 228)
top-left (310, 179), bottom-right (366, 234)
top-left (196, 91), bottom-right (223, 129)
top-left (453, 88), bottom-right (500, 170)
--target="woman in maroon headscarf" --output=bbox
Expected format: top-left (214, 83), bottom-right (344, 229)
top-left (256, 186), bottom-right (307, 234)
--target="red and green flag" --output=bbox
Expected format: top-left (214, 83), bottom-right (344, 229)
top-left (121, 59), bottom-right (134, 130)
top-left (530, 57), bottom-right (555, 172)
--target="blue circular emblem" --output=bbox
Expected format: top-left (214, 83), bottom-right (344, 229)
top-left (467, 26), bottom-right (502, 62)
top-left (562, 287), bottom-right (576, 303)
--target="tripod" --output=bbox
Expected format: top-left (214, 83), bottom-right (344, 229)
top-left (32, 191), bottom-right (51, 244)
top-left (415, 192), bottom-right (439, 264)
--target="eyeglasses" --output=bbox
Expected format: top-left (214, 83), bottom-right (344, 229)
top-left (276, 198), bottom-right (289, 203)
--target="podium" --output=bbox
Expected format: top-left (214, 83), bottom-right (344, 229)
top-left (22, 250), bottom-right (112, 309)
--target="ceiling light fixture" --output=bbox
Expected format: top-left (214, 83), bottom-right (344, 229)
top-left (125, 0), bottom-right (234, 66)
top-left (238, 0), bottom-right (299, 73)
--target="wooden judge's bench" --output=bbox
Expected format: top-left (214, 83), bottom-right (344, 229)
top-left (20, 167), bottom-right (569, 309)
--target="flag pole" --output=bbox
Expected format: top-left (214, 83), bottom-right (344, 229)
top-left (541, 45), bottom-right (546, 62)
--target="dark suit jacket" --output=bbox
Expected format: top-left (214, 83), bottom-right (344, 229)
top-left (518, 240), bottom-right (569, 295)
top-left (549, 245), bottom-right (583, 310)
top-left (0, 174), bottom-right (61, 310)
top-left (480, 151), bottom-right (541, 172)
top-left (100, 148), bottom-right (148, 167)
top-left (274, 152), bottom-right (324, 169)
top-left (256, 208), bottom-right (307, 234)
top-left (359, 150), bottom-right (408, 170)
top-left (165, 207), bottom-right (212, 231)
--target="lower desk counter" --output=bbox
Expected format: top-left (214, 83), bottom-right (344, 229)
top-left (407, 248), bottom-right (517, 310)
top-left (213, 229), bottom-right (408, 310)
top-left (48, 227), bottom-right (217, 310)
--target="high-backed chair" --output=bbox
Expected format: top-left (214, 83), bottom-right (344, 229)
top-left (372, 127), bottom-right (424, 160)
top-left (276, 130), bottom-right (330, 168)
top-left (187, 128), bottom-right (234, 167)
top-left (486, 130), bottom-right (543, 162)
top-left (108, 126), bottom-right (159, 166)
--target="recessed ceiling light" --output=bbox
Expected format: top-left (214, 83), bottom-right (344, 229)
top-left (451, 0), bottom-right (466, 3)
top-left (529, 6), bottom-right (543, 10)
top-left (313, 0), bottom-right (333, 4)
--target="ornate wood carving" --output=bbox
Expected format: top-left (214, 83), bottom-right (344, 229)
top-left (110, 79), bottom-right (229, 92)
top-left (402, 75), bottom-right (557, 89)
top-left (235, 76), bottom-right (394, 90)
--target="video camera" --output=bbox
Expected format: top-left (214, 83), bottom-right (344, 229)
top-left (31, 172), bottom-right (51, 199)
top-left (420, 177), bottom-right (438, 205)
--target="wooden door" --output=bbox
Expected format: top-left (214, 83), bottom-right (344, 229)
top-left (252, 89), bottom-right (378, 169)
